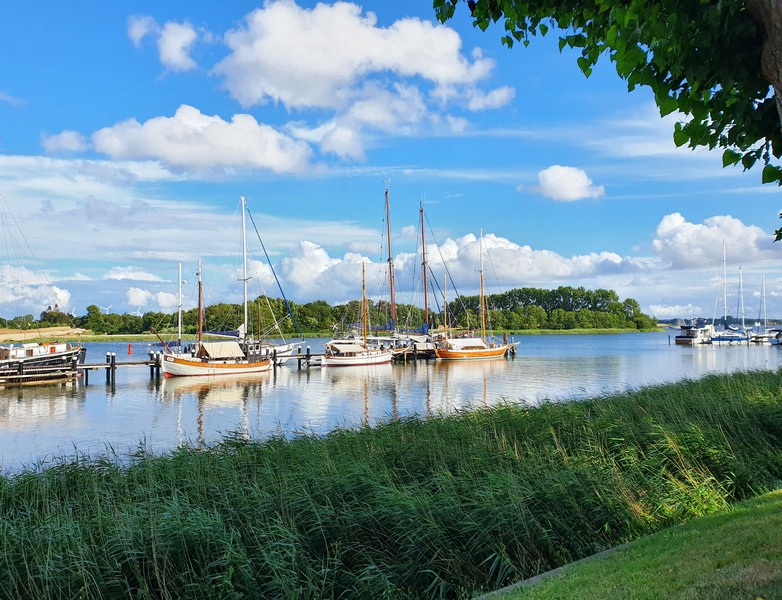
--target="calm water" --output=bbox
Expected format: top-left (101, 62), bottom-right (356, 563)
top-left (1, 331), bottom-right (780, 473)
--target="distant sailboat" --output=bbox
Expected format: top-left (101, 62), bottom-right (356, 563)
top-left (711, 241), bottom-right (749, 344)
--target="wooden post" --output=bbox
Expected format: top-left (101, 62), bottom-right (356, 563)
top-left (105, 352), bottom-right (111, 384)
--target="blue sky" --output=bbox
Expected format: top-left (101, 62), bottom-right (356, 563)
top-left (0, 1), bottom-right (780, 323)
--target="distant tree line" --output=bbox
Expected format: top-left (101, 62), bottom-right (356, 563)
top-left (3, 286), bottom-right (657, 335)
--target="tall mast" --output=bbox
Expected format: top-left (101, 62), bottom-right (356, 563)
top-left (443, 274), bottom-right (448, 338)
top-left (762, 273), bottom-right (768, 333)
top-left (419, 201), bottom-right (429, 330)
top-left (722, 241), bottom-right (728, 328)
top-left (479, 230), bottom-right (487, 341)
top-left (177, 262), bottom-right (182, 347)
top-left (384, 180), bottom-right (397, 328)
top-left (241, 196), bottom-right (249, 340)
top-left (197, 258), bottom-right (203, 344)
top-left (738, 266), bottom-right (745, 330)
top-left (362, 262), bottom-right (368, 345)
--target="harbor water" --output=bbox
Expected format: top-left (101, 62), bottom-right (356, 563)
top-left (1, 331), bottom-right (780, 473)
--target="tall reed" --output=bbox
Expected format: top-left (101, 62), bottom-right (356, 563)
top-left (0, 370), bottom-right (780, 598)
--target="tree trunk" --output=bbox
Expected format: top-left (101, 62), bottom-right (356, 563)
top-left (748, 0), bottom-right (782, 132)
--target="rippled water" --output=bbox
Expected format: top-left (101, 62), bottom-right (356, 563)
top-left (1, 331), bottom-right (780, 473)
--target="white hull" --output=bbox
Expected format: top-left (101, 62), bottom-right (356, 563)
top-left (320, 349), bottom-right (393, 368)
top-left (162, 354), bottom-right (271, 377)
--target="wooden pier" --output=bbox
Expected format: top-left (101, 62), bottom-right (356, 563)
top-left (0, 343), bottom-right (442, 388)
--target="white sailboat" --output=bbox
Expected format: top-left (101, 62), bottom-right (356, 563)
top-left (711, 242), bottom-right (749, 344)
top-left (320, 263), bottom-right (393, 367)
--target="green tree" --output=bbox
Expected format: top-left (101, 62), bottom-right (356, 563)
top-left (434, 1), bottom-right (782, 235)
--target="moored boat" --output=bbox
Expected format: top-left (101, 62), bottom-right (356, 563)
top-left (0, 341), bottom-right (86, 384)
top-left (161, 197), bottom-right (273, 378)
top-left (320, 263), bottom-right (393, 368)
top-left (674, 324), bottom-right (713, 345)
top-left (434, 231), bottom-right (515, 361)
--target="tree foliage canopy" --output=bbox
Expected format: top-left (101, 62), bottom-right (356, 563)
top-left (433, 0), bottom-right (782, 235)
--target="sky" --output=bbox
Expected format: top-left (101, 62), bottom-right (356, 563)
top-left (1, 1), bottom-right (781, 324)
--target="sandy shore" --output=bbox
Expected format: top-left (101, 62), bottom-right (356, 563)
top-left (0, 327), bottom-right (88, 342)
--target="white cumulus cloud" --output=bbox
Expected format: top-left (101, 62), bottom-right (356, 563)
top-left (92, 105), bottom-right (314, 174)
top-left (213, 1), bottom-right (495, 110)
top-left (652, 213), bottom-right (779, 269)
top-left (535, 165), bottom-right (605, 202)
top-left (128, 16), bottom-right (199, 72)
top-left (158, 21), bottom-right (198, 72)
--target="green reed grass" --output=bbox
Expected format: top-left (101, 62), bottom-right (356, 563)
top-left (0, 370), bottom-right (780, 599)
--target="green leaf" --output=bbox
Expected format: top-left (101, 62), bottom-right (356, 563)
top-left (577, 57), bottom-right (592, 75)
top-left (762, 164), bottom-right (782, 184)
top-left (673, 124), bottom-right (688, 147)
top-left (722, 149), bottom-right (742, 167)
top-left (656, 94), bottom-right (678, 117)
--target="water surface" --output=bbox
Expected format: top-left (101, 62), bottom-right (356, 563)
top-left (1, 332), bottom-right (779, 473)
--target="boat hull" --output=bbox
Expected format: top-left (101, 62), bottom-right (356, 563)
top-left (162, 354), bottom-right (271, 377)
top-left (320, 350), bottom-right (393, 367)
top-left (0, 343), bottom-right (86, 385)
top-left (435, 344), bottom-right (512, 361)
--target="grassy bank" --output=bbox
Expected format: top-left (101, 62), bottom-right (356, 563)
top-left (500, 490), bottom-right (782, 599)
top-left (1, 371), bottom-right (780, 598)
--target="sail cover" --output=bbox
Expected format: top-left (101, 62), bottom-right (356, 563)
top-left (199, 341), bottom-right (245, 358)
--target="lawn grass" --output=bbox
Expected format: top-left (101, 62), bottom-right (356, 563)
top-left (0, 370), bottom-right (780, 598)
top-left (497, 490), bottom-right (782, 599)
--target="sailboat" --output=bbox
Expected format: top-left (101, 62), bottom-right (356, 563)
top-left (434, 231), bottom-right (515, 360)
top-left (320, 262), bottom-right (393, 367)
top-left (160, 197), bottom-right (273, 377)
top-left (711, 242), bottom-right (749, 344)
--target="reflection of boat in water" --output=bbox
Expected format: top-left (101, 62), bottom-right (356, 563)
top-left (161, 372), bottom-right (270, 405)
top-left (0, 383), bottom-right (86, 430)
top-left (434, 358), bottom-right (510, 408)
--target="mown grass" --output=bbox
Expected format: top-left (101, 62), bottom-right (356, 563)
top-left (0, 370), bottom-right (780, 599)
top-left (501, 490), bottom-right (782, 599)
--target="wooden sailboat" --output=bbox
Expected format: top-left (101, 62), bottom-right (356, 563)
top-left (161, 197), bottom-right (273, 377)
top-left (434, 231), bottom-right (515, 361)
top-left (320, 262), bottom-right (393, 367)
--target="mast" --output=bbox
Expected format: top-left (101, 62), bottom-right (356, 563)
top-left (762, 273), bottom-right (768, 333)
top-left (443, 274), bottom-right (448, 338)
top-left (362, 262), bottom-right (368, 345)
top-left (722, 241), bottom-right (728, 328)
top-left (241, 196), bottom-right (249, 341)
top-left (197, 258), bottom-right (203, 344)
top-left (738, 266), bottom-right (745, 331)
top-left (385, 180), bottom-right (397, 328)
top-left (479, 230), bottom-right (487, 341)
top-left (177, 262), bottom-right (183, 348)
top-left (419, 201), bottom-right (429, 330)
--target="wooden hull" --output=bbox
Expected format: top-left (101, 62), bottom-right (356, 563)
top-left (162, 354), bottom-right (271, 377)
top-left (320, 350), bottom-right (393, 368)
top-left (435, 344), bottom-right (511, 361)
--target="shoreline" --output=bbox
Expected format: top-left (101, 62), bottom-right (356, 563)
top-left (0, 327), bottom-right (664, 344)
